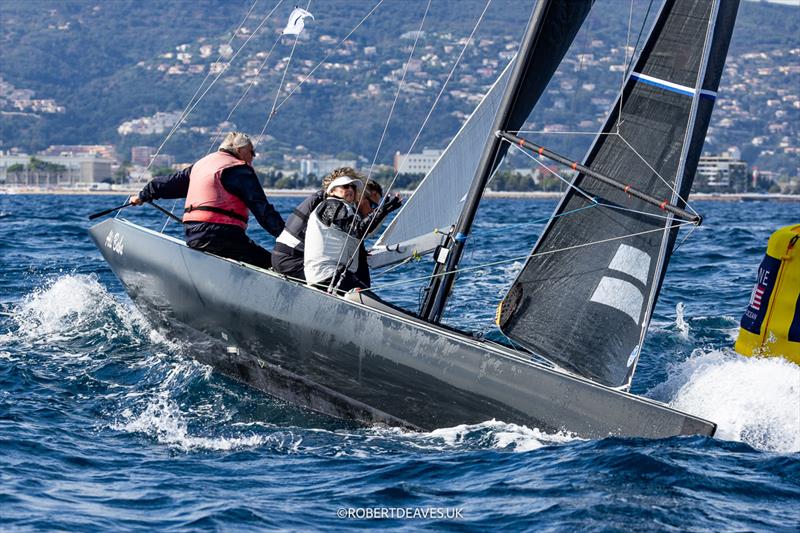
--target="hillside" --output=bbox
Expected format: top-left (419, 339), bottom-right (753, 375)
top-left (0, 0), bottom-right (797, 175)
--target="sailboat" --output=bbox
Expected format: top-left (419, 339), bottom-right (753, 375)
top-left (89, 0), bottom-right (740, 438)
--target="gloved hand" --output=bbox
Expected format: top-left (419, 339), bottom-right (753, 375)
top-left (382, 194), bottom-right (402, 213)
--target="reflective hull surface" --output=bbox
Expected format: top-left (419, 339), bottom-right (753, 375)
top-left (89, 218), bottom-right (716, 438)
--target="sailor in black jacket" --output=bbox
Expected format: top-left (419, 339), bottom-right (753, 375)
top-left (304, 172), bottom-right (401, 292)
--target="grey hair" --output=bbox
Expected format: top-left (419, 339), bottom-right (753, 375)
top-left (219, 131), bottom-right (253, 153)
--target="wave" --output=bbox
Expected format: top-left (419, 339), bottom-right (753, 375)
top-left (6, 277), bottom-right (793, 459)
top-left (1, 273), bottom-right (179, 351)
top-left (111, 392), bottom-right (300, 452)
top-left (422, 420), bottom-right (578, 452)
top-left (651, 348), bottom-right (800, 453)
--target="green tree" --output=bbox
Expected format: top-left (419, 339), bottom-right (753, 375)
top-left (274, 175), bottom-right (294, 189)
top-left (150, 166), bottom-right (176, 177)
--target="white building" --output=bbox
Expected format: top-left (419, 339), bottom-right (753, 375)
top-left (0, 152), bottom-right (114, 187)
top-left (300, 158), bottom-right (357, 179)
top-left (393, 148), bottom-right (443, 175)
top-left (696, 149), bottom-right (748, 192)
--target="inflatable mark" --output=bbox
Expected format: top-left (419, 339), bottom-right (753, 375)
top-left (735, 224), bottom-right (800, 364)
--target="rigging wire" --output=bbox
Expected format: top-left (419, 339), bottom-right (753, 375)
top-left (160, 0), bottom-right (266, 161)
top-left (154, 0), bottom-right (286, 231)
top-left (371, 254), bottom-right (421, 278)
top-left (511, 141), bottom-right (682, 222)
top-left (615, 132), bottom-right (699, 216)
top-left (270, 0), bottom-right (385, 115)
top-left (619, 0), bottom-right (719, 389)
top-left (162, 33), bottom-right (285, 232)
top-left (673, 220), bottom-right (700, 253)
top-left (208, 34), bottom-right (283, 153)
top-left (260, 0), bottom-right (311, 138)
top-left (338, 0), bottom-right (432, 286)
top-left (156, 0), bottom-right (282, 173)
top-left (118, 0), bottom-right (266, 223)
top-left (366, 220), bottom-right (695, 293)
top-left (624, 0), bottom-right (656, 76)
top-left (615, 0), bottom-right (636, 134)
top-left (509, 130), bottom-right (617, 136)
top-left (394, 201), bottom-right (601, 250)
top-left (365, 0), bottom-right (432, 182)
top-left (366, 0), bottom-right (493, 200)
top-left (329, 0), bottom-right (493, 292)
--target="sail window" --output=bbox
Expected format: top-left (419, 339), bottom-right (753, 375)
top-left (590, 277), bottom-right (644, 325)
top-left (608, 244), bottom-right (651, 285)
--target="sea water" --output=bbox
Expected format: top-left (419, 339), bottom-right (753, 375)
top-left (0, 194), bottom-right (798, 530)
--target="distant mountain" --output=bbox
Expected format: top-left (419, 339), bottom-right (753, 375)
top-left (0, 0), bottom-right (797, 175)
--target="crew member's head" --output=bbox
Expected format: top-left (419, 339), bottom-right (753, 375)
top-left (219, 132), bottom-right (256, 164)
top-left (325, 167), bottom-right (363, 204)
top-left (358, 179), bottom-right (383, 217)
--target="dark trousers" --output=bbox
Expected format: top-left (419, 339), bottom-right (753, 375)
top-left (186, 224), bottom-right (272, 269)
top-left (272, 249), bottom-right (305, 280)
top-left (355, 244), bottom-right (371, 288)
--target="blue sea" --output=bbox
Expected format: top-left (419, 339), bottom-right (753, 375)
top-left (1, 193), bottom-right (798, 531)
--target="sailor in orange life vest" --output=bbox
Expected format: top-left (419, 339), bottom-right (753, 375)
top-left (128, 132), bottom-right (285, 269)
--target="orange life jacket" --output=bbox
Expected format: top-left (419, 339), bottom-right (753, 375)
top-left (183, 151), bottom-right (250, 229)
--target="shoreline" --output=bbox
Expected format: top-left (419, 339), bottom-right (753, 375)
top-left (1, 186), bottom-right (798, 202)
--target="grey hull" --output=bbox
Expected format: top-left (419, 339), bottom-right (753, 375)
top-left (89, 218), bottom-right (716, 439)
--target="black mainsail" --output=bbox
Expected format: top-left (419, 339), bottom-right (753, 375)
top-left (497, 0), bottom-right (740, 388)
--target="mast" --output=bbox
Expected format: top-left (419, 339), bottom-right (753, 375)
top-left (419, 0), bottom-right (593, 322)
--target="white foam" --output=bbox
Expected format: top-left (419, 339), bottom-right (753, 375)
top-left (112, 393), bottom-right (294, 452)
top-left (653, 349), bottom-right (800, 453)
top-left (425, 420), bottom-right (578, 452)
top-left (3, 274), bottom-right (181, 352)
top-left (675, 302), bottom-right (690, 340)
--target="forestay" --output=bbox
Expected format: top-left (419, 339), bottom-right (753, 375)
top-left (497, 0), bottom-right (740, 389)
top-left (369, 60), bottom-right (514, 268)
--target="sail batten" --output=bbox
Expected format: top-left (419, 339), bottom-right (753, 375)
top-left (498, 0), bottom-right (740, 389)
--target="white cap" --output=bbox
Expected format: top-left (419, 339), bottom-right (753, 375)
top-left (326, 176), bottom-right (362, 194)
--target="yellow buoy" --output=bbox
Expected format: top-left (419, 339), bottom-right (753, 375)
top-left (735, 223), bottom-right (800, 364)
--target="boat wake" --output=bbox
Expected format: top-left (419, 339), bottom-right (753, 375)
top-left (111, 393), bottom-right (301, 452)
top-left (651, 348), bottom-right (800, 453)
top-left (417, 420), bottom-right (578, 452)
top-left (4, 274), bottom-right (580, 455)
top-left (1, 273), bottom-right (178, 351)
top-left (6, 275), bottom-right (795, 456)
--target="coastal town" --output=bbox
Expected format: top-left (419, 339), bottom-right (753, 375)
top-left (0, 6), bottom-right (797, 195)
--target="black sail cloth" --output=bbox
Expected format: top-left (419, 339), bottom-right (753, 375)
top-left (498, 0), bottom-right (740, 388)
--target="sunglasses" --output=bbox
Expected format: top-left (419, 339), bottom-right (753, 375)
top-left (369, 200), bottom-right (380, 209)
